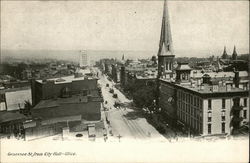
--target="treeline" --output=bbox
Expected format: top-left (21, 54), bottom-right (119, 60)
top-left (123, 80), bottom-right (157, 109)
top-left (0, 62), bottom-right (48, 79)
top-left (237, 54), bottom-right (249, 62)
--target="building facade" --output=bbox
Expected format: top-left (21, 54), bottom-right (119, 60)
top-left (31, 74), bottom-right (99, 106)
top-left (157, 0), bottom-right (249, 136)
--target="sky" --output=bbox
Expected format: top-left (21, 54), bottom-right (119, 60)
top-left (1, 0), bottom-right (249, 57)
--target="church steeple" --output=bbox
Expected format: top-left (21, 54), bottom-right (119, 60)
top-left (232, 45), bottom-right (237, 60)
top-left (221, 46), bottom-right (228, 59)
top-left (158, 0), bottom-right (173, 56)
top-left (157, 0), bottom-right (175, 78)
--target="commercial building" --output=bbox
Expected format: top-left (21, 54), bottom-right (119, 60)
top-left (0, 87), bottom-right (31, 111)
top-left (26, 72), bottom-right (104, 140)
top-left (79, 51), bottom-right (88, 68)
top-left (157, 0), bottom-right (249, 136)
top-left (159, 65), bottom-right (249, 136)
top-left (31, 74), bottom-right (99, 106)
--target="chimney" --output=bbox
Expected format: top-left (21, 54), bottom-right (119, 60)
top-left (218, 81), bottom-right (223, 87)
top-left (226, 84), bottom-right (232, 91)
top-left (222, 80), bottom-right (226, 86)
top-left (212, 84), bottom-right (218, 92)
top-left (197, 79), bottom-right (201, 86)
top-left (233, 71), bottom-right (240, 88)
top-left (200, 84), bottom-right (204, 90)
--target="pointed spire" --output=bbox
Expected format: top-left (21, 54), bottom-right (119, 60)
top-left (232, 45), bottom-right (237, 60)
top-left (158, 0), bottom-right (173, 56)
top-left (221, 46), bottom-right (228, 59)
top-left (223, 46), bottom-right (227, 55)
top-left (122, 54), bottom-right (125, 60)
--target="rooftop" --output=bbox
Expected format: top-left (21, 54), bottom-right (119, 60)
top-left (176, 63), bottom-right (192, 71)
top-left (32, 95), bottom-right (102, 121)
top-left (36, 74), bottom-right (97, 84)
top-left (0, 111), bottom-right (27, 123)
top-left (179, 83), bottom-right (247, 94)
top-left (191, 71), bottom-right (248, 79)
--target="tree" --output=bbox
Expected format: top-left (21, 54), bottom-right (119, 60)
top-left (20, 100), bottom-right (32, 116)
top-left (132, 86), bottom-right (156, 108)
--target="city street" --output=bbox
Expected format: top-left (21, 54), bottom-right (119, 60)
top-left (96, 69), bottom-right (166, 142)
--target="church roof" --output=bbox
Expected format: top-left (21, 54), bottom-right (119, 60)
top-left (158, 0), bottom-right (174, 57)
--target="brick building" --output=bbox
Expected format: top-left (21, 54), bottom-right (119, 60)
top-left (31, 74), bottom-right (99, 106)
top-left (157, 0), bottom-right (249, 136)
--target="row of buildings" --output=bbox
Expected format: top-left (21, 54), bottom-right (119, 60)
top-left (0, 68), bottom-right (105, 140)
top-left (156, 0), bottom-right (249, 136)
top-left (97, 0), bottom-right (249, 137)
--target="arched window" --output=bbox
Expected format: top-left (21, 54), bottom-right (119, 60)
top-left (166, 62), bottom-right (169, 70)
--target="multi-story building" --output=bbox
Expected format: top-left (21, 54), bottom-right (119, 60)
top-left (157, 0), bottom-right (249, 136)
top-left (26, 71), bottom-right (104, 140)
top-left (160, 66), bottom-right (249, 136)
top-left (31, 73), bottom-right (99, 106)
top-left (0, 87), bottom-right (31, 111)
top-left (79, 51), bottom-right (88, 68)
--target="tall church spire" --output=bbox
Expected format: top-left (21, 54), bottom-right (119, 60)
top-left (158, 0), bottom-right (173, 56)
top-left (221, 46), bottom-right (228, 59)
top-left (232, 45), bottom-right (237, 60)
top-left (157, 0), bottom-right (175, 79)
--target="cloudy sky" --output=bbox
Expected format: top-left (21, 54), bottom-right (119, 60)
top-left (1, 0), bottom-right (249, 57)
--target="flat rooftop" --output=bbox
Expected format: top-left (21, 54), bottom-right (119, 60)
top-left (178, 83), bottom-right (247, 94)
top-left (190, 71), bottom-right (248, 79)
top-left (36, 75), bottom-right (97, 84)
top-left (0, 111), bottom-right (27, 123)
top-left (32, 95), bottom-right (102, 121)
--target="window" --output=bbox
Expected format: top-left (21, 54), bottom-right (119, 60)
top-left (200, 99), bottom-right (203, 108)
top-left (166, 62), bottom-right (169, 70)
top-left (208, 112), bottom-right (212, 122)
top-left (208, 99), bottom-right (212, 110)
top-left (191, 96), bottom-right (193, 105)
top-left (222, 99), bottom-right (225, 109)
top-left (222, 123), bottom-right (225, 133)
top-left (243, 110), bottom-right (247, 119)
top-left (221, 111), bottom-right (225, 121)
top-left (196, 110), bottom-right (199, 118)
top-left (244, 98), bottom-right (247, 107)
top-left (233, 98), bottom-right (240, 106)
top-left (208, 124), bottom-right (211, 134)
top-left (194, 97), bottom-right (196, 106)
